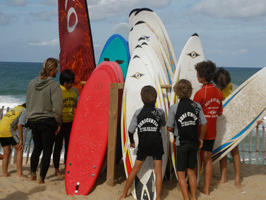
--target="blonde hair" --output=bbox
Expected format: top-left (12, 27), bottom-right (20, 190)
top-left (40, 58), bottom-right (59, 79)
top-left (174, 79), bottom-right (192, 99)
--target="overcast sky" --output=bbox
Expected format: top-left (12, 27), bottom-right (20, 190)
top-left (0, 0), bottom-right (266, 67)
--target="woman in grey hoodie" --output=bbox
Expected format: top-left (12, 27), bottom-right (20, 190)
top-left (26, 57), bottom-right (63, 183)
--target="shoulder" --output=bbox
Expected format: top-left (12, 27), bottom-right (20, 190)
top-left (194, 88), bottom-right (203, 100)
top-left (134, 108), bottom-right (142, 116)
top-left (169, 103), bottom-right (178, 111)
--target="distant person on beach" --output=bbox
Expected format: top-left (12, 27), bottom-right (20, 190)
top-left (120, 85), bottom-right (166, 200)
top-left (167, 79), bottom-right (207, 200)
top-left (213, 67), bottom-right (241, 188)
top-left (26, 57), bottom-right (63, 184)
top-left (0, 103), bottom-right (27, 177)
top-left (193, 60), bottom-right (223, 195)
top-left (53, 69), bottom-right (78, 177)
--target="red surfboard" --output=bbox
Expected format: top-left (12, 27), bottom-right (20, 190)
top-left (58, 0), bottom-right (96, 93)
top-left (65, 61), bottom-right (123, 195)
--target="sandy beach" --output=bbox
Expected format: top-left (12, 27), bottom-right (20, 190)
top-left (0, 159), bottom-right (266, 200)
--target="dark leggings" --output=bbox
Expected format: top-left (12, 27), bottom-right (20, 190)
top-left (29, 118), bottom-right (57, 181)
top-left (53, 122), bottom-right (72, 169)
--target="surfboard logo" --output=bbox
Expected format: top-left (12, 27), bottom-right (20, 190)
top-left (187, 51), bottom-right (200, 59)
top-left (138, 35), bottom-right (150, 42)
top-left (131, 72), bottom-right (144, 79)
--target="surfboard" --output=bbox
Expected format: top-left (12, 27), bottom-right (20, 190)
top-left (65, 61), bottom-right (123, 195)
top-left (129, 8), bottom-right (177, 74)
top-left (110, 22), bottom-right (130, 41)
top-left (58, 0), bottom-right (96, 93)
top-left (169, 33), bottom-right (205, 180)
top-left (212, 67), bottom-right (266, 163)
top-left (98, 34), bottom-right (130, 79)
top-left (129, 21), bottom-right (173, 84)
top-left (121, 46), bottom-right (168, 200)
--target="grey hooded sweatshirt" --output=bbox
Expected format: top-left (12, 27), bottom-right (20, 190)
top-left (26, 76), bottom-right (63, 123)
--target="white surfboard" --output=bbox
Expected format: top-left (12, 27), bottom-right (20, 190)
top-left (212, 67), bottom-right (266, 163)
top-left (169, 33), bottom-right (205, 180)
top-left (129, 21), bottom-right (173, 84)
top-left (121, 46), bottom-right (168, 200)
top-left (129, 8), bottom-right (177, 76)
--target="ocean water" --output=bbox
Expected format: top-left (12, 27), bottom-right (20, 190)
top-left (0, 62), bottom-right (265, 163)
top-left (0, 61), bottom-right (262, 109)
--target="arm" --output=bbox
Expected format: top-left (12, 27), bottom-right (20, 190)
top-left (16, 124), bottom-right (24, 150)
top-left (51, 82), bottom-right (63, 124)
top-left (199, 124), bottom-right (206, 149)
top-left (197, 103), bottom-right (207, 149)
top-left (129, 132), bottom-right (135, 148)
top-left (128, 110), bottom-right (139, 148)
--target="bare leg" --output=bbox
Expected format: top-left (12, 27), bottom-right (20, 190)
top-left (187, 168), bottom-right (197, 200)
top-left (2, 146), bottom-right (11, 177)
top-left (15, 147), bottom-right (26, 177)
top-left (154, 160), bottom-right (162, 200)
top-left (219, 156), bottom-right (227, 183)
top-left (231, 146), bottom-right (241, 188)
top-left (177, 171), bottom-right (189, 200)
top-left (120, 160), bottom-right (143, 200)
top-left (202, 151), bottom-right (212, 195)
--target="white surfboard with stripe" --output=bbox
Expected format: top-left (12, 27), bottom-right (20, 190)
top-left (212, 67), bottom-right (266, 163)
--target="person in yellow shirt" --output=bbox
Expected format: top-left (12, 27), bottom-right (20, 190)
top-left (0, 104), bottom-right (27, 177)
top-left (53, 69), bottom-right (78, 177)
top-left (213, 68), bottom-right (241, 188)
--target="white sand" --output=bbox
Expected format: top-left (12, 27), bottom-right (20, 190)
top-left (0, 160), bottom-right (266, 200)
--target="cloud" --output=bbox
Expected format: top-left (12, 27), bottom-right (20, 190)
top-left (28, 38), bottom-right (59, 47)
top-left (43, 0), bottom-right (57, 6)
top-left (30, 8), bottom-right (57, 21)
top-left (193, 0), bottom-right (266, 19)
top-left (0, 12), bottom-right (11, 25)
top-left (232, 49), bottom-right (248, 55)
top-left (87, 0), bottom-right (172, 20)
top-left (2, 0), bottom-right (28, 6)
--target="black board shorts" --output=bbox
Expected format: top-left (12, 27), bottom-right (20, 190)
top-left (0, 137), bottom-right (18, 147)
top-left (137, 152), bottom-right (163, 161)
top-left (202, 139), bottom-right (215, 152)
top-left (175, 143), bottom-right (198, 171)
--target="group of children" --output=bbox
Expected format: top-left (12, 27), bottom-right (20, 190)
top-left (0, 58), bottom-right (78, 183)
top-left (120, 60), bottom-right (241, 200)
top-left (0, 58), bottom-right (240, 198)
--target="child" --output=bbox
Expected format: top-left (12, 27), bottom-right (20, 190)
top-left (167, 79), bottom-right (207, 200)
top-left (193, 60), bottom-right (223, 195)
top-left (120, 85), bottom-right (166, 200)
top-left (0, 103), bottom-right (27, 177)
top-left (53, 69), bottom-right (78, 177)
top-left (213, 67), bottom-right (241, 188)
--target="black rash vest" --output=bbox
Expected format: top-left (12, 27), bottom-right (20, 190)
top-left (175, 98), bottom-right (200, 145)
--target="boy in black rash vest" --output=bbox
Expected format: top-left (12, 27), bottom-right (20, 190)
top-left (167, 79), bottom-right (207, 200)
top-left (120, 85), bottom-right (166, 200)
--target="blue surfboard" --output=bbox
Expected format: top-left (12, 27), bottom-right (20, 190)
top-left (98, 34), bottom-right (130, 79)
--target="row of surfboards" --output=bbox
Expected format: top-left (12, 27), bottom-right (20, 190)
top-left (62, 7), bottom-right (266, 200)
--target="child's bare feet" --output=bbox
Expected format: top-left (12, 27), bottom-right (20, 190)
top-left (17, 174), bottom-right (28, 178)
top-left (30, 174), bottom-right (37, 181)
top-left (3, 173), bottom-right (10, 177)
top-left (55, 170), bottom-right (63, 178)
top-left (235, 179), bottom-right (241, 189)
top-left (219, 178), bottom-right (227, 184)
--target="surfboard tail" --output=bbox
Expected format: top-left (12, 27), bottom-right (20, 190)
top-left (58, 0), bottom-right (96, 93)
